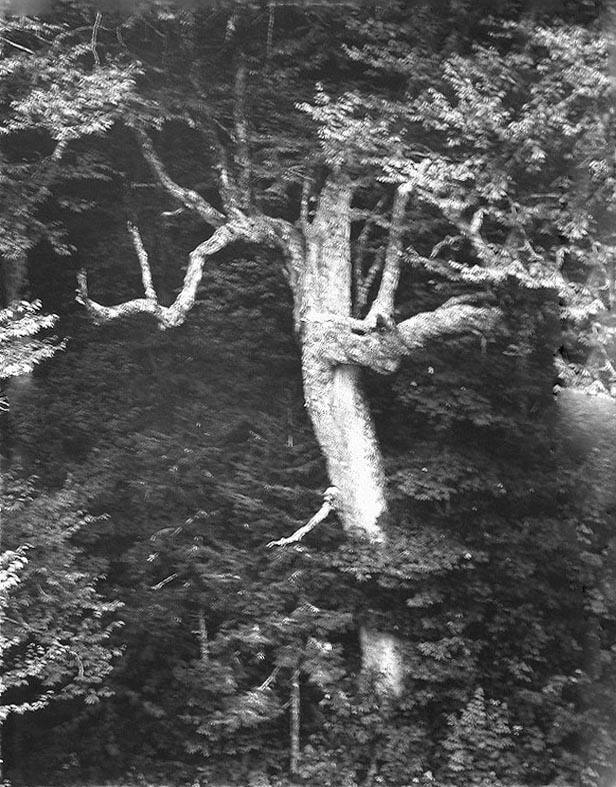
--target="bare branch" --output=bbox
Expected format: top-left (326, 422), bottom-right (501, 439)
top-left (233, 51), bottom-right (251, 205)
top-left (213, 138), bottom-right (244, 214)
top-left (266, 1), bottom-right (276, 66)
top-left (267, 487), bottom-right (339, 548)
top-left (197, 609), bottom-right (208, 663)
top-left (151, 573), bottom-right (178, 590)
top-left (132, 126), bottom-right (226, 226)
top-left (78, 223), bottom-right (237, 328)
top-left (127, 222), bottom-right (157, 301)
top-left (257, 665), bottom-right (280, 691)
top-left (364, 184), bottom-right (411, 327)
top-left (78, 214), bottom-right (298, 329)
top-left (75, 651), bottom-right (85, 679)
top-left (91, 11), bottom-right (102, 68)
top-left (396, 300), bottom-right (500, 352)
top-left (225, 8), bottom-right (238, 41)
top-left (356, 248), bottom-right (385, 316)
top-left (160, 207), bottom-right (185, 219)
top-left (116, 24), bottom-right (126, 48)
top-left (51, 139), bottom-right (68, 161)
top-left (0, 36), bottom-right (35, 54)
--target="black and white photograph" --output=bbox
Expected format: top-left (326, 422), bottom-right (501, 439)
top-left (1, 1), bottom-right (615, 785)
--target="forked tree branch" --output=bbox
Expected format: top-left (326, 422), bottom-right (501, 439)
top-left (78, 211), bottom-right (299, 329)
top-left (437, 201), bottom-right (498, 264)
top-left (77, 223), bottom-right (238, 328)
top-left (364, 184), bottom-right (411, 328)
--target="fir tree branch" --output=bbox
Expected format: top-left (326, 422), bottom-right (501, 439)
top-left (257, 665), bottom-right (280, 691)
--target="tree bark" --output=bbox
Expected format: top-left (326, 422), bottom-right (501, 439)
top-left (295, 175), bottom-right (402, 693)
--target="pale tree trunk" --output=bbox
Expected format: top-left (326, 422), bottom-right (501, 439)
top-left (297, 175), bottom-right (402, 693)
top-left (78, 130), bottom-right (499, 697)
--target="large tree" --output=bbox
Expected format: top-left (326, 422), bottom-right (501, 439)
top-left (0, 0), bottom-right (613, 701)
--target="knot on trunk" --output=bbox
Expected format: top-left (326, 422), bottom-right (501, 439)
top-left (323, 485), bottom-right (341, 509)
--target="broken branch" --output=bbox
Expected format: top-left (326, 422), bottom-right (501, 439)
top-left (257, 665), bottom-right (280, 691)
top-left (127, 222), bottom-right (157, 301)
top-left (78, 223), bottom-right (238, 329)
top-left (267, 487), bottom-right (339, 548)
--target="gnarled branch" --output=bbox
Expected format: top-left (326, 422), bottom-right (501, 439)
top-left (78, 223), bottom-right (238, 328)
top-left (78, 214), bottom-right (300, 329)
top-left (396, 299), bottom-right (500, 352)
top-left (267, 487), bottom-right (339, 548)
top-left (131, 126), bottom-right (226, 227)
top-left (305, 299), bottom-right (501, 376)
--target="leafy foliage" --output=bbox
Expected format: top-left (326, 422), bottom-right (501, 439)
top-left (0, 473), bottom-right (122, 722)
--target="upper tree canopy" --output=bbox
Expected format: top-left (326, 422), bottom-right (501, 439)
top-left (0, 1), bottom-right (612, 390)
